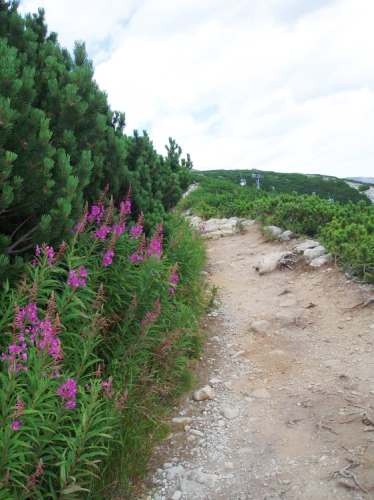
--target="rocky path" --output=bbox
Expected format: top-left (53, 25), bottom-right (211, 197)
top-left (140, 224), bottom-right (374, 500)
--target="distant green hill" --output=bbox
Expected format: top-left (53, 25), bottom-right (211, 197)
top-left (194, 169), bottom-right (369, 204)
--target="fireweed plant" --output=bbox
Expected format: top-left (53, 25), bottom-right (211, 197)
top-left (0, 194), bottom-right (205, 498)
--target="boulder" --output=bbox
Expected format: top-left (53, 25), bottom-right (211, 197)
top-left (239, 219), bottom-right (256, 231)
top-left (309, 254), bottom-right (332, 267)
top-left (199, 217), bottom-right (240, 238)
top-left (294, 240), bottom-right (320, 253)
top-left (304, 245), bottom-right (326, 262)
top-left (255, 251), bottom-right (292, 275)
top-left (264, 225), bottom-right (283, 238)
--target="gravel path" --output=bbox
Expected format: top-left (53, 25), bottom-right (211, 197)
top-left (139, 224), bottom-right (374, 500)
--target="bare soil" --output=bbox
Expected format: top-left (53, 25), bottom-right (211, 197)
top-left (140, 223), bottom-right (374, 500)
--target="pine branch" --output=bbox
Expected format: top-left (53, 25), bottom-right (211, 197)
top-left (6, 225), bottom-right (39, 255)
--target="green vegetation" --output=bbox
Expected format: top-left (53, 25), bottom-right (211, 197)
top-left (0, 196), bottom-right (205, 498)
top-left (0, 3), bottom-right (205, 498)
top-left (198, 169), bottom-right (369, 203)
top-left (358, 184), bottom-right (370, 192)
top-left (0, 2), bottom-right (192, 281)
top-left (181, 175), bottom-right (374, 282)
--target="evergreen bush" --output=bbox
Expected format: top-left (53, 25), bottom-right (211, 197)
top-left (0, 1), bottom-right (192, 280)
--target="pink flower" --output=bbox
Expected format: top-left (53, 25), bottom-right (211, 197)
top-left (130, 213), bottom-right (144, 239)
top-left (94, 224), bottom-right (111, 240)
top-left (112, 222), bottom-right (125, 236)
top-left (57, 378), bottom-right (77, 399)
top-left (130, 224), bottom-right (143, 239)
top-left (37, 319), bottom-right (62, 361)
top-left (2, 303), bottom-right (39, 372)
top-left (147, 224), bottom-right (163, 258)
top-left (101, 378), bottom-right (113, 398)
top-left (67, 266), bottom-right (88, 289)
top-left (24, 303), bottom-right (38, 323)
top-left (64, 399), bottom-right (76, 409)
top-left (14, 398), bottom-right (26, 417)
top-left (57, 378), bottom-right (77, 410)
top-left (11, 419), bottom-right (22, 431)
top-left (45, 246), bottom-right (55, 265)
top-left (2, 302), bottom-right (64, 372)
top-left (87, 203), bottom-right (104, 224)
top-left (102, 249), bottom-right (115, 267)
top-left (130, 253), bottom-right (144, 264)
top-left (34, 244), bottom-right (55, 266)
top-left (120, 197), bottom-right (131, 216)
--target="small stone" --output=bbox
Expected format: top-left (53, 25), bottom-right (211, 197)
top-left (222, 406), bottom-right (239, 419)
top-left (172, 417), bottom-right (192, 425)
top-left (190, 429), bottom-right (204, 437)
top-left (209, 377), bottom-right (221, 385)
top-left (279, 230), bottom-right (295, 241)
top-left (251, 388), bottom-right (270, 399)
top-left (193, 385), bottom-right (215, 401)
top-left (224, 461), bottom-right (234, 470)
top-left (171, 491), bottom-right (182, 500)
top-left (309, 254), bottom-right (332, 267)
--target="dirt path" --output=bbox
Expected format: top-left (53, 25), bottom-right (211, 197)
top-left (141, 224), bottom-right (374, 500)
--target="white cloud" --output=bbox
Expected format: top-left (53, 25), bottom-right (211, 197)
top-left (20, 0), bottom-right (374, 177)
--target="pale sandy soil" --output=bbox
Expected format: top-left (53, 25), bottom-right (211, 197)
top-left (139, 223), bottom-right (374, 500)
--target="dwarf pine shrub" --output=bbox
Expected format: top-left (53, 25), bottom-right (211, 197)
top-left (181, 176), bottom-right (373, 282)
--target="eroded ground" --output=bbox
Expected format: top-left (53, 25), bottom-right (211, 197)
top-left (140, 224), bottom-right (374, 500)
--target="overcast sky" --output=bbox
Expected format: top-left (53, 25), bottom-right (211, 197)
top-left (20, 0), bottom-right (374, 177)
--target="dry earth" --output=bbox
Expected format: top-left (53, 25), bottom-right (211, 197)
top-left (139, 223), bottom-right (374, 500)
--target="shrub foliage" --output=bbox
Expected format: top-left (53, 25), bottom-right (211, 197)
top-left (0, 1), bottom-right (192, 279)
top-left (181, 175), bottom-right (374, 282)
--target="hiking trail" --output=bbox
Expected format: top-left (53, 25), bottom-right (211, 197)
top-left (139, 223), bottom-right (374, 500)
